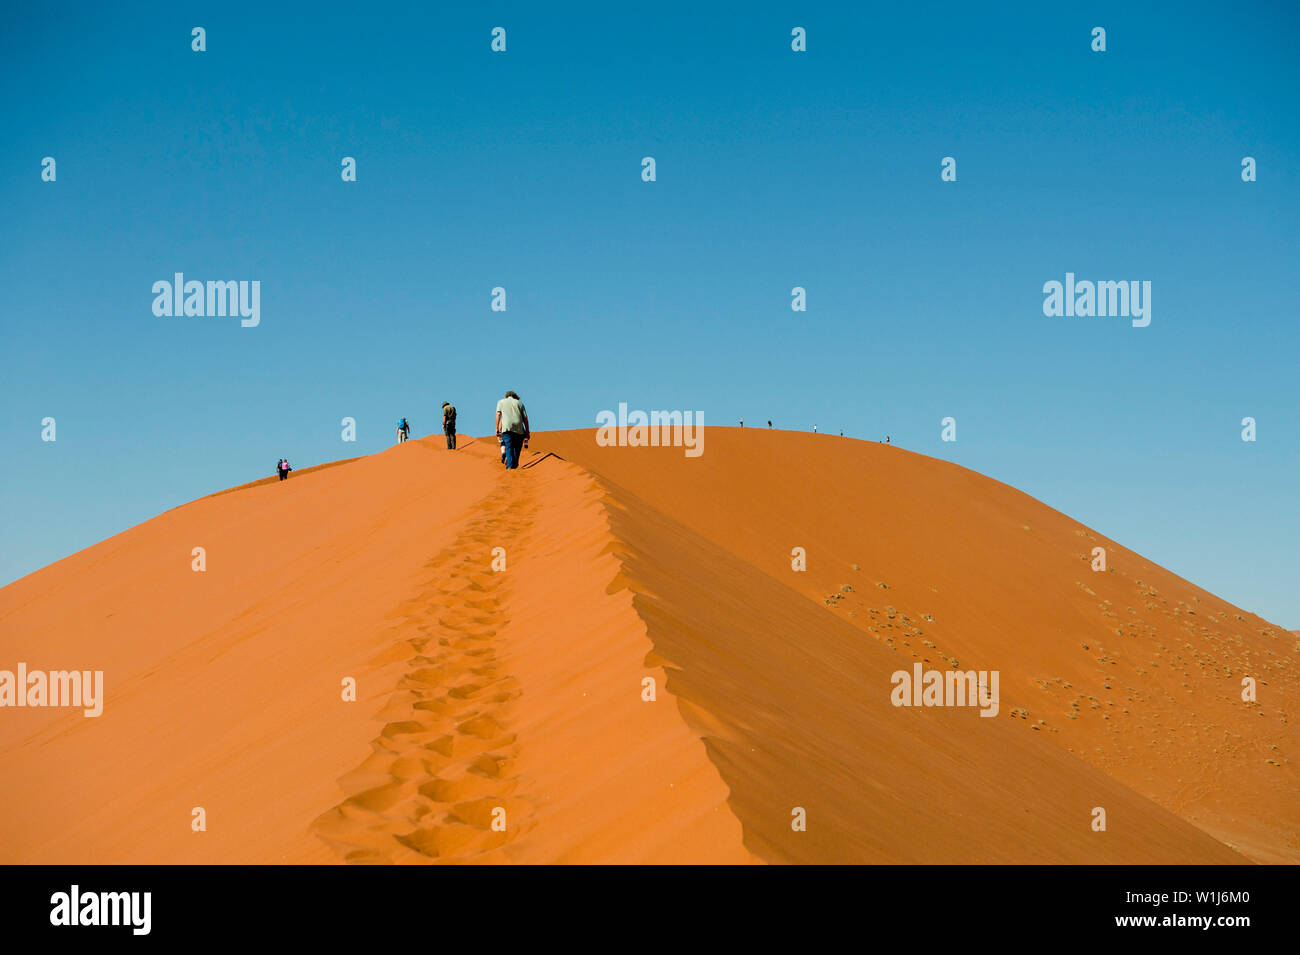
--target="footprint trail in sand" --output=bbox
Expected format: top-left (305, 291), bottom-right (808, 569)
top-left (312, 480), bottom-right (537, 863)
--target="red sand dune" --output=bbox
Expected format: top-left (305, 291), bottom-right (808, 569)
top-left (0, 429), bottom-right (1294, 863)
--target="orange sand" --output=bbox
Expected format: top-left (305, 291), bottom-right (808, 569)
top-left (0, 429), bottom-right (1294, 863)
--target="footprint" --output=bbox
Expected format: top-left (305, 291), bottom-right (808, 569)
top-left (311, 485), bottom-right (538, 863)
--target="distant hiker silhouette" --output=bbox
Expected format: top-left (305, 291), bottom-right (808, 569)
top-left (278, 459), bottom-right (292, 481)
top-left (397, 417), bottom-right (410, 443)
top-left (740, 418), bottom-right (744, 427)
top-left (495, 390), bottom-right (529, 470)
top-left (814, 425), bottom-right (818, 434)
top-left (767, 420), bottom-right (772, 428)
top-left (442, 402), bottom-right (457, 450)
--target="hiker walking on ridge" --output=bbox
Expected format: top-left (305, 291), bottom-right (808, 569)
top-left (496, 393), bottom-right (522, 462)
top-left (278, 459), bottom-right (292, 481)
top-left (442, 402), bottom-right (457, 450)
top-left (397, 417), bottom-right (411, 443)
top-left (495, 389), bottom-right (529, 470)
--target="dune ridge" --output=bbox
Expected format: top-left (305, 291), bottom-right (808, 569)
top-left (0, 429), bottom-right (1293, 863)
top-left (309, 475), bottom-right (537, 862)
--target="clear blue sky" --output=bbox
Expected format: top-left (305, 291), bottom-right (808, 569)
top-left (2, 2), bottom-right (1297, 626)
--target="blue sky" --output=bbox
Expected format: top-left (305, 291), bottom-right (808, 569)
top-left (2, 1), bottom-right (1297, 625)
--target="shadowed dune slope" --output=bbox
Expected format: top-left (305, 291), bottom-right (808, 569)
top-left (0, 428), bottom-right (1293, 863)
top-left (540, 427), bottom-right (1298, 863)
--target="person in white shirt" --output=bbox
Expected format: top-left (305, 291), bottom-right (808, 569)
top-left (494, 390), bottom-right (530, 470)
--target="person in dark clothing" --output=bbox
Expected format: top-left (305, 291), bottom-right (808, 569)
top-left (278, 459), bottom-right (292, 481)
top-left (442, 402), bottom-right (457, 450)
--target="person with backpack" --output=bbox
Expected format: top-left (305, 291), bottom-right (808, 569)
top-left (494, 390), bottom-right (529, 470)
top-left (275, 459), bottom-right (283, 479)
top-left (397, 417), bottom-right (411, 443)
top-left (516, 395), bottom-right (529, 452)
top-left (278, 459), bottom-right (292, 481)
top-left (441, 402), bottom-right (457, 449)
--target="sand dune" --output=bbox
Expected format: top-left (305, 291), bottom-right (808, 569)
top-left (0, 429), bottom-right (1294, 863)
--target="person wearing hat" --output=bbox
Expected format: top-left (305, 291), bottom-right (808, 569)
top-left (494, 390), bottom-right (529, 470)
top-left (441, 401), bottom-right (457, 450)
